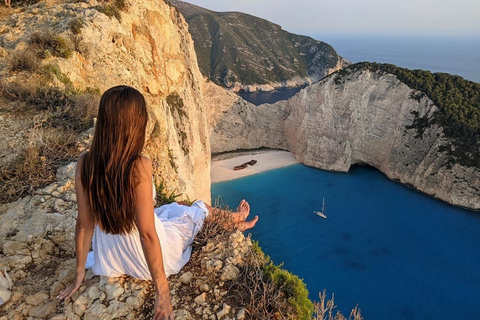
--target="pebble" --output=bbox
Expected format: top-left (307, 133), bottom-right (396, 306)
top-left (237, 307), bottom-right (246, 319)
top-left (216, 303), bottom-right (231, 319)
top-left (220, 264), bottom-right (240, 281)
top-left (179, 271), bottom-right (193, 284)
top-left (194, 292), bottom-right (207, 305)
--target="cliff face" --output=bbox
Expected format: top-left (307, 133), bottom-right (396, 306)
top-left (0, 0), bottom-right (210, 203)
top-left (170, 0), bottom-right (348, 92)
top-left (210, 69), bottom-right (480, 210)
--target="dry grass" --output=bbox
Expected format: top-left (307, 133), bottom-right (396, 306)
top-left (30, 31), bottom-right (74, 59)
top-left (192, 199), bottom-right (236, 249)
top-left (0, 113), bottom-right (78, 203)
top-left (9, 49), bottom-right (41, 72)
top-left (313, 290), bottom-right (363, 320)
top-left (0, 82), bottom-right (99, 204)
top-left (225, 246), bottom-right (294, 319)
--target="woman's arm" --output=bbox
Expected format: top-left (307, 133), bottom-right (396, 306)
top-left (57, 153), bottom-right (95, 300)
top-left (134, 157), bottom-right (173, 320)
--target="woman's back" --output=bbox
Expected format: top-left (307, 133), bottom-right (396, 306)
top-left (83, 156), bottom-right (209, 279)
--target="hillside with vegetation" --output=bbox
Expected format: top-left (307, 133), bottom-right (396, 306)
top-left (333, 62), bottom-right (480, 169)
top-left (170, 0), bottom-right (348, 91)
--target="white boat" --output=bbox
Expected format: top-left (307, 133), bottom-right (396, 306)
top-left (314, 198), bottom-right (327, 218)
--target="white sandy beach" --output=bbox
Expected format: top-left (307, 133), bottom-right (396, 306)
top-left (211, 150), bottom-right (299, 183)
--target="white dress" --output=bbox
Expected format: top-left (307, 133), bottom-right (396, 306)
top-left (85, 184), bottom-right (208, 280)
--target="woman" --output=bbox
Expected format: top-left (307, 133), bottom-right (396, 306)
top-left (56, 86), bottom-right (258, 319)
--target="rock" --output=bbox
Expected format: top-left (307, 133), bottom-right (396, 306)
top-left (104, 282), bottom-right (124, 300)
top-left (216, 303), bottom-right (231, 319)
top-left (237, 308), bottom-right (246, 319)
top-left (220, 265), bottom-right (240, 281)
top-left (73, 295), bottom-right (90, 316)
top-left (199, 283), bottom-right (210, 292)
top-left (28, 301), bottom-right (57, 318)
top-left (194, 292), bottom-right (207, 305)
top-left (209, 69), bottom-right (480, 210)
top-left (175, 308), bottom-right (193, 320)
top-left (83, 303), bottom-right (108, 319)
top-left (126, 292), bottom-right (144, 309)
top-left (213, 260), bottom-right (223, 271)
top-left (3, 241), bottom-right (26, 255)
top-left (179, 271), bottom-right (193, 284)
top-left (228, 231), bottom-right (244, 248)
top-left (87, 285), bottom-right (103, 300)
top-left (50, 281), bottom-right (65, 299)
top-left (107, 300), bottom-right (130, 317)
top-left (7, 254), bottom-right (32, 268)
top-left (25, 292), bottom-right (49, 306)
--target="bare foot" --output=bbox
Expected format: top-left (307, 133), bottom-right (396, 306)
top-left (239, 215), bottom-right (259, 231)
top-left (232, 199), bottom-right (250, 222)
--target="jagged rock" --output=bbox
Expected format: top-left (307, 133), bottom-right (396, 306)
top-left (237, 307), bottom-right (246, 319)
top-left (2, 241), bottom-right (25, 256)
top-left (216, 303), bottom-right (231, 319)
top-left (72, 295), bottom-right (90, 316)
top-left (50, 281), bottom-right (65, 299)
top-left (86, 285), bottom-right (104, 301)
top-left (28, 301), bottom-right (57, 318)
top-left (25, 292), bottom-right (49, 306)
top-left (104, 282), bottom-right (124, 300)
top-left (194, 292), bottom-right (207, 305)
top-left (220, 265), bottom-right (240, 281)
top-left (175, 308), bottom-right (193, 320)
top-left (179, 271), bottom-right (193, 284)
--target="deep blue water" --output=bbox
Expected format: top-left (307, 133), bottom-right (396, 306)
top-left (237, 85), bottom-right (307, 106)
top-left (316, 34), bottom-right (480, 84)
top-left (211, 164), bottom-right (480, 320)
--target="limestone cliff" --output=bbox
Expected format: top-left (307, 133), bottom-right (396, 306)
top-left (0, 0), bottom-right (210, 203)
top-left (209, 69), bottom-right (480, 210)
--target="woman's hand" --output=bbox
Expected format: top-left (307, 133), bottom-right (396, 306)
top-left (154, 290), bottom-right (174, 320)
top-left (56, 270), bottom-right (85, 300)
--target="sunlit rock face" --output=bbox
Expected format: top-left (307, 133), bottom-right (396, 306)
top-left (210, 69), bottom-right (480, 210)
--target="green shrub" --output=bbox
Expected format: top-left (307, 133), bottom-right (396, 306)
top-left (95, 4), bottom-right (121, 21)
top-left (41, 64), bottom-right (72, 86)
top-left (155, 180), bottom-right (181, 206)
top-left (253, 242), bottom-right (314, 320)
top-left (30, 31), bottom-right (74, 59)
top-left (68, 17), bottom-right (84, 35)
top-left (167, 148), bottom-right (178, 173)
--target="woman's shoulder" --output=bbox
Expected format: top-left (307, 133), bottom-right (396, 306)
top-left (134, 156), bottom-right (152, 177)
top-left (75, 151), bottom-right (88, 176)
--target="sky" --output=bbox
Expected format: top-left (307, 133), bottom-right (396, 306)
top-left (183, 0), bottom-right (480, 38)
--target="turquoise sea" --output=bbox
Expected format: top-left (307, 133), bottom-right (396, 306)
top-left (211, 164), bottom-right (480, 320)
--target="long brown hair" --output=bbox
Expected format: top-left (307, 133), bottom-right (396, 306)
top-left (81, 85), bottom-right (148, 234)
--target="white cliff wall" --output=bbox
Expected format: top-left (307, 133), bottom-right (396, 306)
top-left (210, 69), bottom-right (480, 210)
top-left (0, 0), bottom-right (211, 202)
